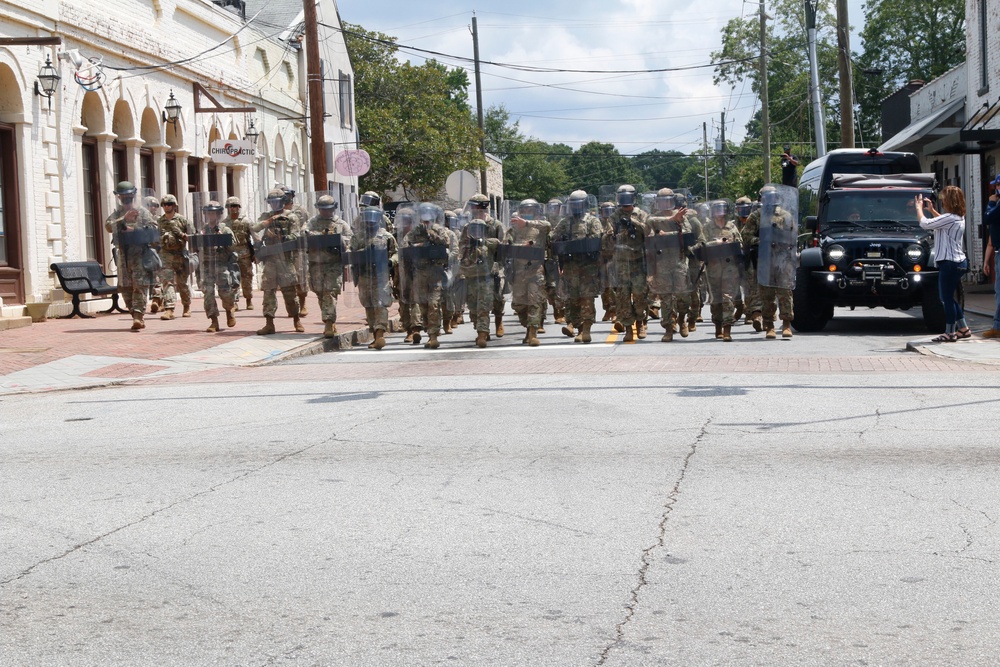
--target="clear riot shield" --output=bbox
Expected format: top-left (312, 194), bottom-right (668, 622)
top-left (116, 198), bottom-right (161, 289)
top-left (701, 200), bottom-right (743, 305)
top-left (139, 188), bottom-right (160, 221)
top-left (301, 191), bottom-right (350, 308)
top-left (645, 211), bottom-right (692, 299)
top-left (190, 191), bottom-right (235, 291)
top-left (639, 192), bottom-right (656, 214)
top-left (598, 185), bottom-right (617, 205)
top-left (347, 207), bottom-right (394, 312)
top-left (401, 202), bottom-right (451, 307)
top-left (394, 205), bottom-right (418, 310)
top-left (445, 209), bottom-right (468, 312)
top-left (608, 205), bottom-right (646, 300)
top-left (255, 192), bottom-right (303, 291)
top-left (499, 201), bottom-right (548, 315)
top-left (757, 184), bottom-right (799, 290)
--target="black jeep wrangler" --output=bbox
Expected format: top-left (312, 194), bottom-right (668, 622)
top-left (793, 173), bottom-right (962, 333)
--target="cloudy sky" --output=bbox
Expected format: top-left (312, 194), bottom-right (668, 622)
top-left (334, 0), bottom-right (867, 157)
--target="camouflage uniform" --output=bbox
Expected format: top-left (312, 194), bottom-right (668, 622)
top-left (441, 224), bottom-right (461, 332)
top-left (225, 198), bottom-right (256, 308)
top-left (157, 210), bottom-right (195, 316)
top-left (105, 204), bottom-right (158, 318)
top-left (686, 210), bottom-right (706, 329)
top-left (402, 220), bottom-right (452, 340)
top-left (702, 218), bottom-right (744, 330)
top-left (608, 206), bottom-right (650, 336)
top-left (742, 206), bottom-right (795, 330)
top-left (305, 208), bottom-right (353, 335)
top-left (504, 217), bottom-right (551, 331)
top-left (646, 212), bottom-right (697, 340)
top-left (283, 199), bottom-right (311, 316)
top-left (459, 222), bottom-right (501, 344)
top-left (349, 221), bottom-right (397, 345)
top-left (552, 199), bottom-right (604, 342)
top-left (254, 205), bottom-right (302, 333)
top-left (196, 218), bottom-right (237, 329)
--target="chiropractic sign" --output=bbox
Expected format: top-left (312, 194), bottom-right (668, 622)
top-left (210, 140), bottom-right (256, 164)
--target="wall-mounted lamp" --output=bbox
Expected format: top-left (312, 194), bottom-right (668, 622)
top-left (162, 90), bottom-right (182, 125)
top-left (244, 118), bottom-right (259, 145)
top-left (34, 55), bottom-right (61, 109)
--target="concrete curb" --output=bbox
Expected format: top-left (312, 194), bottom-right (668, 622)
top-left (246, 316), bottom-right (402, 366)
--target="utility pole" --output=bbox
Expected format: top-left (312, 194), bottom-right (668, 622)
top-left (836, 0), bottom-right (855, 147)
top-left (471, 14), bottom-right (488, 196)
top-left (759, 1), bottom-right (771, 183)
top-left (720, 111), bottom-right (727, 182)
top-left (303, 0), bottom-right (327, 191)
top-left (805, 0), bottom-right (827, 157)
top-left (703, 122), bottom-right (710, 201)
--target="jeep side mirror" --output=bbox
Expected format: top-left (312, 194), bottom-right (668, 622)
top-left (804, 216), bottom-right (818, 232)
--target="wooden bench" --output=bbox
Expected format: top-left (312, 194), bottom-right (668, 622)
top-left (49, 261), bottom-right (128, 318)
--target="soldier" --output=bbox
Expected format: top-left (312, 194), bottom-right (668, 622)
top-left (142, 196), bottom-right (164, 314)
top-left (441, 209), bottom-right (461, 335)
top-left (680, 192), bottom-right (707, 332)
top-left (502, 198), bottom-right (550, 346)
top-left (734, 196), bottom-right (756, 324)
top-left (597, 201), bottom-right (618, 322)
top-left (462, 193), bottom-right (506, 338)
top-left (224, 196), bottom-right (256, 311)
top-left (552, 190), bottom-right (604, 343)
top-left (155, 193), bottom-right (195, 320)
top-left (646, 188), bottom-right (699, 342)
top-left (544, 197), bottom-right (566, 324)
top-left (445, 209), bottom-right (468, 330)
top-left (192, 199), bottom-right (237, 333)
top-left (402, 202), bottom-right (451, 349)
top-left (608, 184), bottom-right (651, 342)
top-left (394, 206), bottom-right (421, 343)
top-left (280, 186), bottom-right (311, 318)
top-left (305, 194), bottom-right (353, 338)
top-left (254, 188), bottom-right (303, 335)
top-left (749, 185), bottom-right (798, 339)
top-left (349, 206), bottom-right (397, 350)
top-left (459, 208), bottom-right (501, 348)
top-left (701, 199), bottom-right (743, 341)
top-left (105, 181), bottom-right (160, 331)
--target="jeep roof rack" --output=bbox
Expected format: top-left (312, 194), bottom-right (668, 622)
top-left (829, 172), bottom-right (937, 190)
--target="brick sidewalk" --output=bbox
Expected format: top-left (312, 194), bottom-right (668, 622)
top-left (0, 287), bottom-right (378, 377)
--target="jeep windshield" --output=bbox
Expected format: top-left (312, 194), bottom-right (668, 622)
top-left (823, 190), bottom-right (931, 230)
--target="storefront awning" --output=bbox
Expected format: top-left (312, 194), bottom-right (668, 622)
top-left (924, 97), bottom-right (1000, 155)
top-left (878, 98), bottom-right (964, 153)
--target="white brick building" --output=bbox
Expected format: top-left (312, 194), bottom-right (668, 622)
top-left (0, 0), bottom-right (358, 314)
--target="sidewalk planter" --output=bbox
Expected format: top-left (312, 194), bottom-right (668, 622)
top-left (24, 302), bottom-right (50, 323)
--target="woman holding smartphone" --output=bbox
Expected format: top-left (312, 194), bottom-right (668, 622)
top-left (917, 185), bottom-right (969, 341)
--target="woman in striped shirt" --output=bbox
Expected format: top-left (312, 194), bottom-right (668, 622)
top-left (917, 185), bottom-right (969, 341)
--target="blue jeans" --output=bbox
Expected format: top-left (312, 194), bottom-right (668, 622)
top-left (937, 260), bottom-right (965, 329)
top-left (994, 254), bottom-right (1000, 330)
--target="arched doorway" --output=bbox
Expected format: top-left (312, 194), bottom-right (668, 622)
top-left (0, 63), bottom-right (25, 304)
top-left (80, 91), bottom-right (108, 268)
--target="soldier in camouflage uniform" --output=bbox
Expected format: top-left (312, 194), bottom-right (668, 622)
top-left (597, 201), bottom-right (618, 322)
top-left (734, 196), bottom-right (756, 324)
top-left (280, 186), bottom-right (311, 318)
top-left (194, 200), bottom-right (237, 333)
top-left (701, 200), bottom-right (743, 341)
top-left (155, 193), bottom-right (195, 320)
top-left (608, 185), bottom-right (651, 342)
top-left (254, 188), bottom-right (303, 335)
top-left (143, 196), bottom-right (164, 314)
top-left (225, 196), bottom-right (256, 311)
top-left (105, 181), bottom-right (159, 331)
top-left (681, 193), bottom-right (707, 332)
top-left (393, 206), bottom-right (421, 343)
top-left (350, 207), bottom-right (397, 350)
top-left (503, 199), bottom-right (550, 346)
top-left (305, 195), bottom-right (353, 338)
top-left (441, 209), bottom-right (461, 335)
top-left (646, 188), bottom-right (700, 342)
top-left (544, 198), bottom-right (567, 324)
top-left (402, 202), bottom-right (452, 349)
top-left (459, 212), bottom-right (501, 348)
top-left (744, 185), bottom-right (796, 339)
top-left (552, 190), bottom-right (604, 343)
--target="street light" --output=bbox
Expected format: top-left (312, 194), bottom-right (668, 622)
top-left (34, 55), bottom-right (60, 109)
top-left (162, 90), bottom-right (181, 125)
top-left (244, 118), bottom-right (259, 145)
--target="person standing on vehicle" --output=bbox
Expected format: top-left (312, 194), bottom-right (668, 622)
top-left (780, 144), bottom-right (800, 187)
top-left (918, 186), bottom-right (970, 341)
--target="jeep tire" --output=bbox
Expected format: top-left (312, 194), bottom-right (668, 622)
top-left (791, 266), bottom-right (831, 332)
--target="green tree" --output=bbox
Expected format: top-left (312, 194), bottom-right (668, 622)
top-left (631, 149), bottom-right (699, 190)
top-left (564, 142), bottom-right (642, 194)
top-left (502, 140), bottom-right (571, 201)
top-left (344, 23), bottom-right (486, 200)
top-left (855, 0), bottom-right (965, 144)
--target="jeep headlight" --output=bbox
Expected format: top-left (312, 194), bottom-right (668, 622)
top-left (826, 244), bottom-right (846, 262)
top-left (905, 244), bottom-right (924, 262)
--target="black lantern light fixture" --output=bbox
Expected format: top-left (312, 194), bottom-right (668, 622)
top-left (162, 90), bottom-right (182, 125)
top-left (34, 55), bottom-right (61, 109)
top-left (244, 118), bottom-right (259, 145)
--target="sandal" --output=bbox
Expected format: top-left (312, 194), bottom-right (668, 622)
top-left (931, 333), bottom-right (958, 343)
top-left (956, 328), bottom-right (972, 339)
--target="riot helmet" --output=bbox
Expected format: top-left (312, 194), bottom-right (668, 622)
top-left (266, 188), bottom-right (286, 212)
top-left (546, 198), bottom-right (563, 220)
top-left (735, 196), bottom-right (753, 218)
top-left (710, 199), bottom-right (730, 219)
top-left (759, 185), bottom-right (779, 207)
top-left (202, 200), bottom-right (224, 225)
top-left (359, 191), bottom-right (381, 208)
top-left (316, 195), bottom-right (338, 215)
top-left (361, 206), bottom-right (384, 229)
top-left (418, 202), bottom-right (442, 225)
top-left (567, 190), bottom-right (589, 216)
top-left (280, 185), bottom-right (296, 204)
top-left (599, 201), bottom-right (616, 220)
top-left (518, 198), bottom-right (543, 221)
top-left (616, 184), bottom-right (637, 208)
top-left (143, 196), bottom-right (161, 213)
top-left (653, 188), bottom-right (676, 213)
top-left (115, 181), bottom-right (137, 206)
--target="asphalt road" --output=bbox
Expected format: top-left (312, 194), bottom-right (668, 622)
top-left (2, 306), bottom-right (998, 666)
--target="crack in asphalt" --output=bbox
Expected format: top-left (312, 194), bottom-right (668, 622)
top-left (0, 442), bottom-right (324, 587)
top-left (595, 417), bottom-right (710, 666)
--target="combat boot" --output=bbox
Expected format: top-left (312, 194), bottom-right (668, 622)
top-left (733, 303), bottom-right (744, 323)
top-left (679, 317), bottom-right (689, 338)
top-left (323, 322), bottom-right (337, 338)
top-left (226, 310), bottom-right (236, 328)
top-left (554, 307), bottom-right (566, 324)
top-left (476, 331), bottom-right (488, 348)
top-left (613, 320), bottom-right (625, 333)
top-left (425, 333), bottom-right (440, 349)
top-left (246, 297), bottom-right (254, 310)
top-left (206, 316), bottom-right (220, 333)
top-left (562, 323), bottom-right (576, 338)
top-left (601, 307), bottom-right (613, 321)
top-left (648, 305), bottom-right (660, 320)
top-left (581, 321), bottom-right (593, 343)
top-left (404, 328), bottom-right (415, 344)
top-left (764, 320), bottom-right (777, 339)
top-left (526, 326), bottom-right (540, 347)
top-left (293, 316), bottom-right (305, 333)
top-left (537, 324), bottom-right (546, 334)
top-left (661, 329), bottom-right (674, 342)
top-left (443, 319), bottom-right (453, 334)
top-left (130, 313), bottom-right (144, 331)
top-left (182, 303), bottom-right (191, 317)
top-left (257, 316), bottom-right (275, 335)
top-left (715, 323), bottom-right (724, 339)
top-left (160, 308), bottom-right (175, 320)
top-left (150, 297), bottom-right (161, 314)
top-left (495, 314), bottom-right (505, 337)
top-left (722, 324), bottom-right (733, 342)
top-left (687, 312), bottom-right (697, 332)
top-left (623, 323), bottom-right (635, 342)
top-left (637, 321), bottom-right (647, 339)
top-left (518, 311), bottom-right (528, 327)
top-left (782, 319), bottom-right (793, 338)
top-left (412, 330), bottom-right (422, 345)
top-left (372, 329), bottom-right (386, 350)
top-left (298, 301), bottom-right (309, 317)
top-left (751, 311), bottom-right (763, 332)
